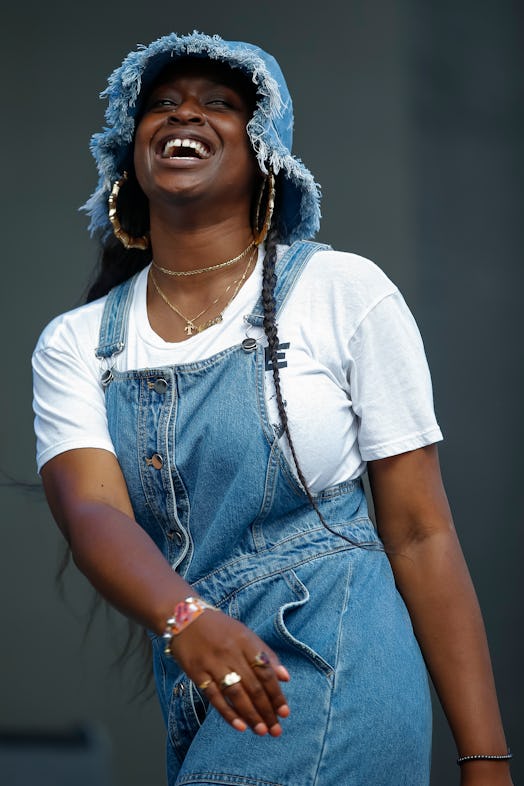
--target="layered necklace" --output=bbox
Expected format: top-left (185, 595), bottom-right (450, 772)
top-left (151, 240), bottom-right (254, 277)
top-left (149, 244), bottom-right (257, 336)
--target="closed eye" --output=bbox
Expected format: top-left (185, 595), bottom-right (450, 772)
top-left (206, 98), bottom-right (231, 107)
top-left (144, 98), bottom-right (178, 112)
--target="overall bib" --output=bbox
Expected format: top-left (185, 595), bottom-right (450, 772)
top-left (96, 241), bottom-right (432, 786)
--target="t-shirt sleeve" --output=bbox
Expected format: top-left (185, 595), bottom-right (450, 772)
top-left (348, 290), bottom-right (443, 460)
top-left (32, 341), bottom-right (116, 473)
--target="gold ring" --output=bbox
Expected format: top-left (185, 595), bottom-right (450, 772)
top-left (250, 651), bottom-right (271, 669)
top-left (220, 671), bottom-right (242, 690)
top-left (198, 679), bottom-right (212, 690)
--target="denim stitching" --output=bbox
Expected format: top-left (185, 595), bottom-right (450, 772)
top-left (176, 774), bottom-right (283, 786)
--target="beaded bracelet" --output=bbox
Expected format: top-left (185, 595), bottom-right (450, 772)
top-left (456, 751), bottom-right (513, 765)
top-left (163, 596), bottom-right (216, 656)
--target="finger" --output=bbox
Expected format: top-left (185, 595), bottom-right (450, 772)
top-left (244, 648), bottom-right (290, 718)
top-left (201, 681), bottom-right (248, 732)
top-left (275, 664), bottom-right (291, 682)
top-left (247, 661), bottom-right (290, 720)
top-left (249, 647), bottom-right (290, 683)
top-left (233, 673), bottom-right (283, 734)
top-left (196, 675), bottom-right (214, 692)
top-left (219, 660), bottom-right (287, 735)
top-left (195, 676), bottom-right (249, 731)
top-left (217, 678), bottom-right (275, 736)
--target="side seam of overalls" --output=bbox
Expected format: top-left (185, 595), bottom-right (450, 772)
top-left (96, 240), bottom-right (432, 786)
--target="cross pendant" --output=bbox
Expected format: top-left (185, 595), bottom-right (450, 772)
top-left (185, 323), bottom-right (196, 336)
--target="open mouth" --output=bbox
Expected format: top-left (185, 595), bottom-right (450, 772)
top-left (161, 137), bottom-right (211, 159)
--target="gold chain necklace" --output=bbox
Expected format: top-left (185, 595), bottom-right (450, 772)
top-left (149, 249), bottom-right (256, 336)
top-left (152, 240), bottom-right (254, 277)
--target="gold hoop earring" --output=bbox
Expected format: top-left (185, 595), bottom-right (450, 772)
top-left (253, 170), bottom-right (275, 246)
top-left (108, 172), bottom-right (149, 250)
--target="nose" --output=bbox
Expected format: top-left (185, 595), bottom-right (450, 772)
top-left (168, 97), bottom-right (204, 124)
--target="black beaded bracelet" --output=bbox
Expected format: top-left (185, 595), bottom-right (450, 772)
top-left (456, 751), bottom-right (513, 765)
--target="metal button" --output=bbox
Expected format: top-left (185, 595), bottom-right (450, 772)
top-left (167, 531), bottom-right (183, 544)
top-left (173, 682), bottom-right (185, 696)
top-left (145, 453), bottom-right (163, 469)
top-left (241, 337), bottom-right (257, 353)
top-left (100, 369), bottom-right (113, 386)
top-left (148, 377), bottom-right (168, 394)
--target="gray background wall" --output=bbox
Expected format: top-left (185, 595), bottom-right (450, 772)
top-left (1, 1), bottom-right (522, 784)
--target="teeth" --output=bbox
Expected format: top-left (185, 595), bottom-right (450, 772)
top-left (162, 138), bottom-right (210, 158)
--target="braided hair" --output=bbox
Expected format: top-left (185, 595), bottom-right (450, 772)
top-left (261, 227), bottom-right (372, 548)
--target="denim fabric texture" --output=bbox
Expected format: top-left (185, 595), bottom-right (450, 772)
top-left (82, 31), bottom-right (321, 245)
top-left (96, 241), bottom-right (432, 785)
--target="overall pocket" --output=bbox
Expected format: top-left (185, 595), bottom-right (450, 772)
top-left (167, 675), bottom-right (211, 764)
top-left (231, 551), bottom-right (354, 681)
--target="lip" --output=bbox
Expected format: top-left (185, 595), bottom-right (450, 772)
top-left (154, 155), bottom-right (209, 169)
top-left (154, 132), bottom-right (214, 159)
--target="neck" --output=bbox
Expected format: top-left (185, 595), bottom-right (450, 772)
top-left (149, 207), bottom-right (254, 276)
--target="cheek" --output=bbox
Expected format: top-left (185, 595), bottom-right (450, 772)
top-left (225, 150), bottom-right (260, 200)
top-left (132, 121), bottom-right (155, 187)
top-left (233, 131), bottom-right (261, 182)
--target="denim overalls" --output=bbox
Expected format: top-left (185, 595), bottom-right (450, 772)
top-left (96, 241), bottom-right (432, 786)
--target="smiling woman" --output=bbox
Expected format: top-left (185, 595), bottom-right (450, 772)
top-left (31, 31), bottom-right (513, 786)
top-left (131, 59), bottom-right (260, 306)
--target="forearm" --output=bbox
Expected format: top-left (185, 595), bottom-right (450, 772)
top-left (368, 446), bottom-right (512, 783)
top-left (41, 450), bottom-right (290, 739)
top-left (41, 449), bottom-right (197, 634)
top-left (66, 500), bottom-right (193, 635)
top-left (389, 528), bottom-right (508, 759)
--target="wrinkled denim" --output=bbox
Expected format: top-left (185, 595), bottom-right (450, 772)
top-left (96, 241), bottom-right (432, 785)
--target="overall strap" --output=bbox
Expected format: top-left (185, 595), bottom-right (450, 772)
top-left (245, 240), bottom-right (331, 327)
top-left (95, 274), bottom-right (139, 359)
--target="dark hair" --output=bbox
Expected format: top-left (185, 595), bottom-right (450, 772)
top-left (85, 170), bottom-right (151, 303)
top-left (261, 228), bottom-right (375, 548)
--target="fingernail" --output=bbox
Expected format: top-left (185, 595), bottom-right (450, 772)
top-left (254, 722), bottom-right (268, 735)
top-left (277, 704), bottom-right (290, 718)
top-left (276, 665), bottom-right (290, 681)
top-left (232, 719), bottom-right (247, 732)
top-left (269, 723), bottom-right (282, 737)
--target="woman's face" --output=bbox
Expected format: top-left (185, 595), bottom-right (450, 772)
top-left (133, 59), bottom-right (260, 217)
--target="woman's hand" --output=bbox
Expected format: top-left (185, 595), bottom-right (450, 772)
top-left (169, 609), bottom-right (290, 736)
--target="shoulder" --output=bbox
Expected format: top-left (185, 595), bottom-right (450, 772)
top-left (307, 245), bottom-right (396, 292)
top-left (33, 268), bottom-right (147, 356)
top-left (279, 243), bottom-right (399, 324)
top-left (33, 296), bottom-right (107, 358)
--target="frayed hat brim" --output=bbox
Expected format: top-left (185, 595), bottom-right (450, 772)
top-left (82, 31), bottom-right (321, 244)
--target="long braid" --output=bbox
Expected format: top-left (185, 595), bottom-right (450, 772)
top-left (261, 230), bottom-right (376, 549)
top-left (261, 229), bottom-right (313, 498)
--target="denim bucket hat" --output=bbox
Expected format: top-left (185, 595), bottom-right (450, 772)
top-left (82, 31), bottom-right (321, 245)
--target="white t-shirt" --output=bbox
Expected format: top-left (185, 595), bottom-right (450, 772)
top-left (32, 246), bottom-right (443, 491)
